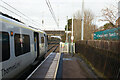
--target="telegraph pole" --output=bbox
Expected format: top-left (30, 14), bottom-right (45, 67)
top-left (72, 16), bottom-right (74, 42)
top-left (81, 0), bottom-right (84, 40)
top-left (66, 16), bottom-right (68, 43)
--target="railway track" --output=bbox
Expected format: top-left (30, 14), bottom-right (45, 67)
top-left (47, 43), bottom-right (57, 52)
top-left (53, 45), bottom-right (59, 52)
top-left (45, 43), bottom-right (59, 57)
top-left (47, 44), bottom-right (59, 52)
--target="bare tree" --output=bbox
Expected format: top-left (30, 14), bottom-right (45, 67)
top-left (99, 7), bottom-right (117, 26)
top-left (99, 0), bottom-right (119, 27)
top-left (73, 9), bottom-right (96, 41)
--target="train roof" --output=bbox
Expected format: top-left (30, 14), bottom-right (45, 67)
top-left (0, 12), bottom-right (24, 24)
top-left (0, 12), bottom-right (46, 34)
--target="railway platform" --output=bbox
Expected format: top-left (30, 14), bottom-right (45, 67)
top-left (25, 42), bottom-right (97, 79)
top-left (26, 52), bottom-right (97, 79)
top-left (26, 52), bottom-right (61, 79)
top-left (62, 53), bottom-right (97, 78)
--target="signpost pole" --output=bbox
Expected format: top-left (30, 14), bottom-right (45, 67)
top-left (66, 16), bottom-right (68, 43)
top-left (81, 0), bottom-right (84, 40)
top-left (71, 16), bottom-right (74, 56)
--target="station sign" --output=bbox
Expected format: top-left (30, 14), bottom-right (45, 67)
top-left (94, 27), bottom-right (120, 40)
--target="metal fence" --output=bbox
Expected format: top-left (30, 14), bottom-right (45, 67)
top-left (76, 40), bottom-right (120, 79)
top-left (78, 40), bottom-right (120, 53)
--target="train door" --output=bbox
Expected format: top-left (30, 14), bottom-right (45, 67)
top-left (43, 34), bottom-right (45, 54)
top-left (34, 32), bottom-right (39, 59)
top-left (40, 34), bottom-right (45, 55)
top-left (45, 34), bottom-right (48, 53)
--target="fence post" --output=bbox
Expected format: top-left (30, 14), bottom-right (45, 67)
top-left (117, 68), bottom-right (120, 80)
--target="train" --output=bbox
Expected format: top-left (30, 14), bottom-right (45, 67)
top-left (0, 12), bottom-right (48, 79)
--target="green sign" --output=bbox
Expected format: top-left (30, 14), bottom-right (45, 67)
top-left (94, 27), bottom-right (120, 40)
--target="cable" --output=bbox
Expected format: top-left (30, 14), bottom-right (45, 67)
top-left (1, 0), bottom-right (58, 28)
top-left (0, 5), bottom-right (20, 17)
top-left (45, 0), bottom-right (58, 27)
top-left (0, 0), bottom-right (42, 30)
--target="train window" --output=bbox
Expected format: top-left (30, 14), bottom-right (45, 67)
top-left (41, 37), bottom-right (44, 43)
top-left (0, 32), bottom-right (10, 62)
top-left (14, 34), bottom-right (30, 56)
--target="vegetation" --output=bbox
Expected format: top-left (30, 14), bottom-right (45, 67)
top-left (103, 23), bottom-right (115, 29)
top-left (61, 33), bottom-right (66, 42)
top-left (63, 10), bottom-right (97, 42)
top-left (65, 19), bottom-right (72, 31)
top-left (99, 0), bottom-right (120, 27)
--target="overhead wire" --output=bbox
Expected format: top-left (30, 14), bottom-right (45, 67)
top-left (0, 5), bottom-right (20, 17)
top-left (0, 0), bottom-right (42, 30)
top-left (45, 0), bottom-right (58, 27)
top-left (1, 0), bottom-right (59, 29)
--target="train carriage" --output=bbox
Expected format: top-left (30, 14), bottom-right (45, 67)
top-left (0, 12), bottom-right (48, 79)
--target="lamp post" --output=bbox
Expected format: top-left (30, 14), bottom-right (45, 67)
top-left (81, 0), bottom-right (84, 40)
top-left (71, 16), bottom-right (74, 56)
top-left (66, 16), bottom-right (68, 43)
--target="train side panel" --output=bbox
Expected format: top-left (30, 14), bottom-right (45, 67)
top-left (0, 13), bottom-right (48, 79)
top-left (0, 15), bottom-right (36, 78)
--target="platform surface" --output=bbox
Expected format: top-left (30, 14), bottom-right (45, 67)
top-left (62, 53), bottom-right (97, 78)
top-left (27, 52), bottom-right (61, 79)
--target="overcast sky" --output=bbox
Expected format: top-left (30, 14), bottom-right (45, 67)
top-left (1, 0), bottom-right (118, 30)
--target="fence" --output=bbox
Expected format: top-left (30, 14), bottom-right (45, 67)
top-left (75, 40), bottom-right (120, 79)
top-left (78, 40), bottom-right (120, 53)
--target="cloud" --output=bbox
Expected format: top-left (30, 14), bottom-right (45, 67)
top-left (1, 0), bottom-right (116, 30)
